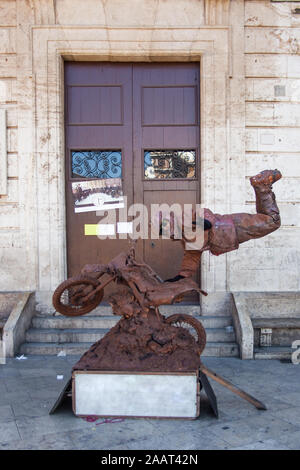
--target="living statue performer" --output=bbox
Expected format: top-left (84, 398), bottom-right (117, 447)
top-left (164, 169), bottom-right (282, 282)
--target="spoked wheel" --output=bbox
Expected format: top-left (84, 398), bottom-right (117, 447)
top-left (52, 276), bottom-right (104, 316)
top-left (166, 314), bottom-right (207, 355)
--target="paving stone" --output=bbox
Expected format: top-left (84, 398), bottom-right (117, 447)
top-left (273, 391), bottom-right (300, 407)
top-left (274, 429), bottom-right (300, 450)
top-left (3, 378), bottom-right (34, 393)
top-left (216, 395), bottom-right (292, 420)
top-left (208, 414), bottom-right (300, 448)
top-left (0, 381), bottom-right (7, 394)
top-left (15, 408), bottom-right (94, 440)
top-left (0, 366), bottom-right (21, 378)
top-left (231, 439), bottom-right (291, 450)
top-left (18, 368), bottom-right (62, 378)
top-left (10, 356), bottom-right (48, 367)
top-left (0, 404), bottom-right (14, 423)
top-left (12, 399), bottom-right (53, 419)
top-left (122, 438), bottom-right (167, 451)
top-left (0, 420), bottom-right (21, 444)
top-left (0, 431), bottom-right (75, 450)
top-left (103, 444), bottom-right (137, 451)
top-left (269, 406), bottom-right (300, 427)
top-left (66, 355), bottom-right (82, 364)
top-left (125, 430), bottom-right (229, 450)
top-left (68, 419), bottom-right (158, 450)
top-left (147, 413), bottom-right (223, 434)
top-left (4, 375), bottom-right (66, 393)
top-left (28, 387), bottom-right (64, 401)
top-left (0, 390), bottom-right (31, 407)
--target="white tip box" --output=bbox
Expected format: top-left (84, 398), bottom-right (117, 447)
top-left (72, 370), bottom-right (200, 419)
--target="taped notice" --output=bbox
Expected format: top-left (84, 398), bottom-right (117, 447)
top-left (117, 222), bottom-right (133, 234)
top-left (98, 224), bottom-right (115, 236)
top-left (85, 224), bottom-right (98, 236)
top-left (84, 224), bottom-right (115, 236)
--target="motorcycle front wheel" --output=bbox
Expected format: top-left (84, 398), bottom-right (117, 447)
top-left (52, 276), bottom-right (104, 316)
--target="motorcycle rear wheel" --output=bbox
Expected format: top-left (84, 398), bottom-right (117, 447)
top-left (166, 314), bottom-right (206, 355)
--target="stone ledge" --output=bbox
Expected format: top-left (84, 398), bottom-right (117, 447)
top-left (2, 292), bottom-right (35, 357)
top-left (232, 292), bottom-right (300, 360)
top-left (232, 293), bottom-right (253, 360)
top-left (252, 318), bottom-right (300, 329)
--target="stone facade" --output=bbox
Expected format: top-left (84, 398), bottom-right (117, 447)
top-left (0, 0), bottom-right (299, 313)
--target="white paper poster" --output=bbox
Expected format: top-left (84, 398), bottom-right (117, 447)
top-left (72, 177), bottom-right (124, 213)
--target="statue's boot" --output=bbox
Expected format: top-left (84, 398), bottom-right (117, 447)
top-left (231, 169), bottom-right (282, 244)
top-left (250, 169), bottom-right (282, 188)
top-left (250, 169), bottom-right (282, 223)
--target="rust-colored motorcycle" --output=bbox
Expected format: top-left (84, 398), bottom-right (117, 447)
top-left (52, 243), bottom-right (207, 354)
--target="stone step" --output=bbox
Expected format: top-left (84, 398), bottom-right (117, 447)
top-left (25, 326), bottom-right (236, 344)
top-left (254, 346), bottom-right (292, 360)
top-left (155, 304), bottom-right (202, 315)
top-left (204, 342), bottom-right (239, 357)
top-left (32, 314), bottom-right (233, 330)
top-left (26, 328), bottom-right (108, 344)
top-left (20, 341), bottom-right (239, 357)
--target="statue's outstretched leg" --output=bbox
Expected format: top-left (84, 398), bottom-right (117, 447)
top-left (232, 169), bottom-right (282, 244)
top-left (167, 169), bottom-right (282, 281)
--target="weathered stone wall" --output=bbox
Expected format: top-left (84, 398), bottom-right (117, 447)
top-left (0, 1), bottom-right (298, 312)
top-left (228, 1), bottom-right (300, 292)
top-left (0, 1), bottom-right (26, 289)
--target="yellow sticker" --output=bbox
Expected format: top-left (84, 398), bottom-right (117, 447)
top-left (84, 224), bottom-right (98, 236)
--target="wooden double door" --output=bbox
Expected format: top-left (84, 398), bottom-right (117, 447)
top-left (65, 62), bottom-right (200, 291)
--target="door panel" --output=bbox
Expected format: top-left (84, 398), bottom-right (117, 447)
top-left (65, 63), bottom-right (133, 284)
top-left (143, 190), bottom-right (196, 280)
top-left (132, 63), bottom-right (200, 293)
top-left (67, 86), bottom-right (123, 125)
top-left (65, 62), bottom-right (200, 300)
top-left (141, 86), bottom-right (198, 126)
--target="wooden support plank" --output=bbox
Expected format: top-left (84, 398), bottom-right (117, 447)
top-left (199, 363), bottom-right (267, 411)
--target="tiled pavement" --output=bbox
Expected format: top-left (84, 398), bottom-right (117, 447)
top-left (0, 356), bottom-right (299, 450)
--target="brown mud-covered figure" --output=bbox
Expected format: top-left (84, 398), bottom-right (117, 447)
top-left (164, 169), bottom-right (282, 281)
top-left (53, 170), bottom-right (281, 377)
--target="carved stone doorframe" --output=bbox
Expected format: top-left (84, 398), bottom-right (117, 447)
top-left (29, 24), bottom-right (245, 306)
